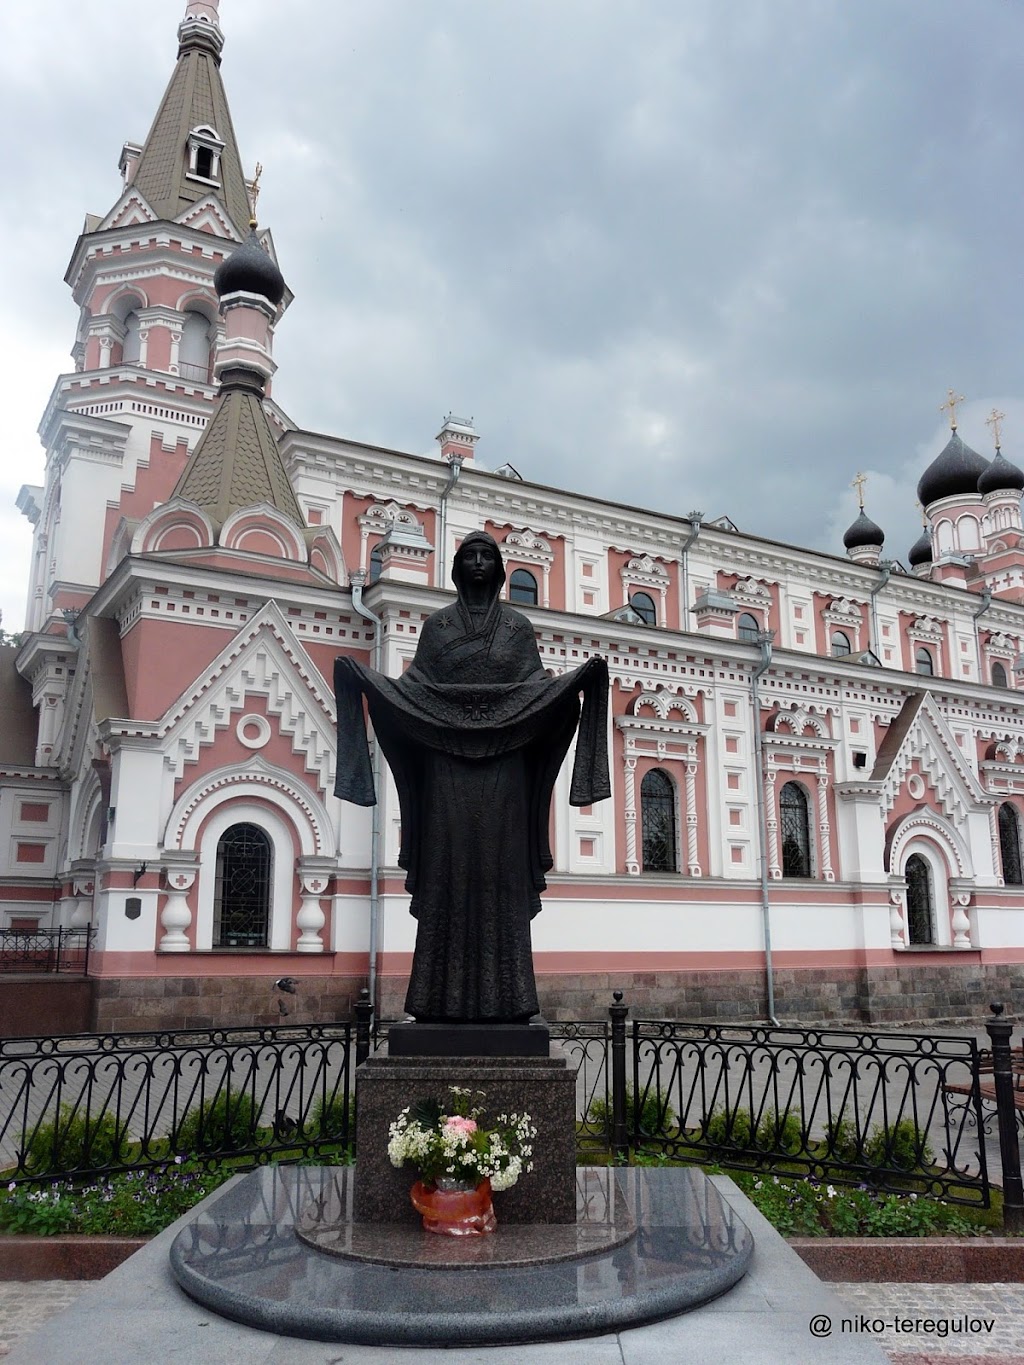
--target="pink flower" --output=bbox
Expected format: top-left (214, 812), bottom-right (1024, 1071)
top-left (443, 1116), bottom-right (478, 1136)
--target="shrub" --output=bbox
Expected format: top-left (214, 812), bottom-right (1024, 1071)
top-left (703, 1106), bottom-right (754, 1148)
top-left (175, 1091), bottom-right (258, 1155)
top-left (863, 1119), bottom-right (933, 1173)
top-left (755, 1109), bottom-right (803, 1155)
top-left (21, 1105), bottom-right (123, 1176)
top-left (822, 1116), bottom-right (859, 1163)
top-left (733, 1172), bottom-right (977, 1239)
top-left (586, 1086), bottom-right (674, 1138)
top-left (309, 1092), bottom-right (352, 1140)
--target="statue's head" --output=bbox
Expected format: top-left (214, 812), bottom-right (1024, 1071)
top-left (452, 531), bottom-right (505, 601)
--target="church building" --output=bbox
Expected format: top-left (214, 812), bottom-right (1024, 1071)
top-left (4, 1), bottom-right (1024, 1032)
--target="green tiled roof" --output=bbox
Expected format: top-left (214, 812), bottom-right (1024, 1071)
top-left (174, 388), bottom-right (304, 529)
top-left (131, 30), bottom-right (251, 235)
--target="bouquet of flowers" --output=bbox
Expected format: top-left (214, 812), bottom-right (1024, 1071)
top-left (387, 1085), bottom-right (537, 1192)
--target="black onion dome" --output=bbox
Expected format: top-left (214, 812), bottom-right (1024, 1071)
top-left (843, 509), bottom-right (884, 550)
top-left (917, 430), bottom-right (989, 507)
top-left (978, 449), bottom-right (1024, 495)
top-left (214, 228), bottom-right (286, 306)
top-left (908, 528), bottom-right (933, 567)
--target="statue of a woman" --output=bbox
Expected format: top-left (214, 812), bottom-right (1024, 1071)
top-left (334, 531), bottom-right (610, 1023)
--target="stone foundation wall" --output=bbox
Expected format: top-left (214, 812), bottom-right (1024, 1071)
top-left (69, 959), bottom-right (1022, 1036)
top-left (383, 963), bottom-right (1019, 1027)
top-left (89, 974), bottom-right (367, 1034)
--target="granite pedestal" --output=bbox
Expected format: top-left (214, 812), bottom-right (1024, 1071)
top-left (354, 1051), bottom-right (578, 1224)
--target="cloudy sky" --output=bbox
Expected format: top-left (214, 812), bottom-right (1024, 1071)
top-left (2, 0), bottom-right (1023, 630)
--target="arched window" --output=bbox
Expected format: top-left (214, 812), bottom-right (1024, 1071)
top-left (179, 310), bottom-right (213, 383)
top-left (509, 568), bottom-right (538, 605)
top-left (992, 661), bottom-right (1009, 689)
top-left (630, 592), bottom-right (657, 626)
top-left (914, 646), bottom-right (934, 677)
top-left (831, 630), bottom-right (852, 658)
top-left (368, 545), bottom-right (383, 584)
top-left (780, 781), bottom-right (812, 877)
top-left (999, 803), bottom-right (1023, 886)
top-left (122, 311), bottom-right (142, 365)
top-left (738, 612), bottom-right (760, 642)
top-left (195, 145), bottom-right (214, 180)
top-left (904, 853), bottom-right (934, 945)
top-left (641, 768), bottom-right (677, 872)
top-left (214, 823), bottom-right (271, 948)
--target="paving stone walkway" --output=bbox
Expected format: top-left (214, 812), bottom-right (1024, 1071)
top-left (0, 1278), bottom-right (1022, 1362)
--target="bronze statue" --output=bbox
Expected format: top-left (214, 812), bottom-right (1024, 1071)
top-left (334, 531), bottom-right (610, 1023)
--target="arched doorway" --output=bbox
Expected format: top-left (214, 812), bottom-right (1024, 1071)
top-left (905, 853), bottom-right (934, 945)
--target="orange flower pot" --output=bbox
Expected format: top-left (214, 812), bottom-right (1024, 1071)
top-left (409, 1178), bottom-right (497, 1236)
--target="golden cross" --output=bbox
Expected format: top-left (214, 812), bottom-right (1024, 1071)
top-left (249, 161), bottom-right (264, 224)
top-left (939, 388), bottom-right (965, 431)
top-left (986, 407), bottom-right (1005, 450)
top-left (851, 471), bottom-right (867, 511)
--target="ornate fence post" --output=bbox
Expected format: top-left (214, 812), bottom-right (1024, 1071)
top-left (354, 987), bottom-right (374, 1067)
top-left (985, 1002), bottom-right (1024, 1233)
top-left (609, 990), bottom-right (630, 1165)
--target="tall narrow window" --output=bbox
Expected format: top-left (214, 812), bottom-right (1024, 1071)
top-left (992, 661), bottom-right (1009, 688)
top-left (779, 781), bottom-right (811, 877)
top-left (641, 768), bottom-right (677, 872)
top-left (509, 568), bottom-right (538, 605)
top-left (738, 612), bottom-right (760, 642)
top-left (830, 630), bottom-right (852, 658)
top-left (122, 312), bottom-right (142, 365)
top-left (214, 823), bottom-right (271, 948)
top-left (368, 546), bottom-right (383, 584)
top-left (905, 853), bottom-right (934, 945)
top-left (915, 646), bottom-right (934, 676)
top-left (630, 591), bottom-right (657, 625)
top-left (999, 803), bottom-right (1023, 886)
top-left (179, 310), bottom-right (213, 383)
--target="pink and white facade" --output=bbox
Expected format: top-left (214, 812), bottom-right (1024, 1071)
top-left (5, 2), bottom-right (1024, 1032)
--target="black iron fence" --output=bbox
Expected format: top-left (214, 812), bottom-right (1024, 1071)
top-left (0, 1021), bottom-right (359, 1183)
top-left (0, 928), bottom-right (94, 975)
top-left (1, 991), bottom-right (1021, 1229)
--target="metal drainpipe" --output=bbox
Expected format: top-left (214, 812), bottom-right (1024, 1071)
top-left (868, 559), bottom-right (893, 658)
top-left (679, 511), bottom-right (704, 626)
top-left (349, 569), bottom-right (383, 1018)
top-left (436, 455), bottom-right (464, 588)
top-left (751, 629), bottom-right (779, 1026)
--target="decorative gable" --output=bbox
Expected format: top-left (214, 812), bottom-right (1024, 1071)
top-left (99, 189), bottom-right (158, 232)
top-left (876, 693), bottom-right (990, 824)
top-left (150, 602), bottom-right (337, 794)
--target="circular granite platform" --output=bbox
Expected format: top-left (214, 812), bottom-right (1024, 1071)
top-left (168, 1164), bottom-right (753, 1345)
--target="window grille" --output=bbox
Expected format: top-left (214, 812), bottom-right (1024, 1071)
top-left (641, 769), bottom-right (677, 872)
top-left (905, 853), bottom-right (934, 944)
top-left (999, 803), bottom-right (1023, 886)
top-left (779, 781), bottom-right (811, 877)
top-left (738, 612), bottom-right (760, 642)
top-left (992, 661), bottom-right (1008, 688)
top-left (214, 823), bottom-right (271, 948)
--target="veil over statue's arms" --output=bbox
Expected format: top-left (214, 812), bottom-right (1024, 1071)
top-left (334, 530), bottom-right (610, 1023)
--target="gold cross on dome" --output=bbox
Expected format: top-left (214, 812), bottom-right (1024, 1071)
top-left (986, 407), bottom-right (1006, 451)
top-left (940, 388), bottom-right (965, 431)
top-left (851, 471), bottom-right (867, 511)
top-left (248, 161), bottom-right (264, 224)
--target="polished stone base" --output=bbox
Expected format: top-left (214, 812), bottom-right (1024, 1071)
top-left (387, 1016), bottom-right (551, 1056)
top-left (353, 1052), bottom-right (578, 1223)
top-left (296, 1165), bottom-right (634, 1268)
top-left (169, 1165), bottom-right (754, 1345)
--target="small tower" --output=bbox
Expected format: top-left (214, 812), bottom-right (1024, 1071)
top-left (843, 472), bottom-right (885, 567)
top-left (979, 408), bottom-right (1024, 550)
top-left (436, 414), bottom-right (480, 463)
top-left (917, 390), bottom-right (989, 570)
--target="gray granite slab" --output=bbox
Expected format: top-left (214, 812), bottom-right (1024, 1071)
top-left (6, 1173), bottom-right (890, 1364)
top-left (168, 1165), bottom-right (753, 1345)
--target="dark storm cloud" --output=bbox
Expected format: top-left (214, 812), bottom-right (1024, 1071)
top-left (2, 0), bottom-right (1023, 625)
